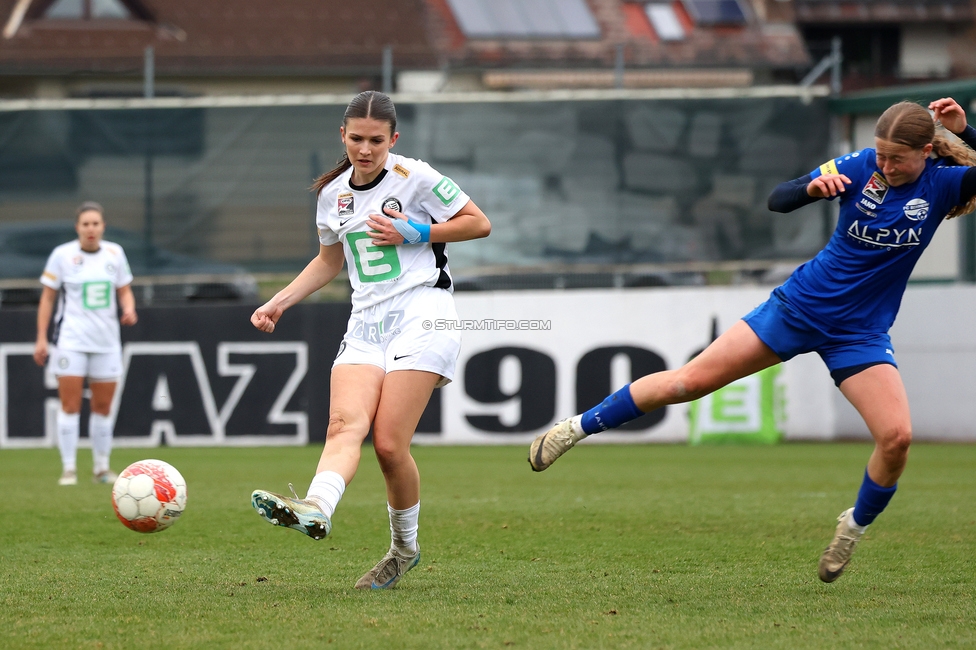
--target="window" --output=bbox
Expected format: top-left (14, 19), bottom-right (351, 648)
top-left (681, 0), bottom-right (747, 26)
top-left (20, 0), bottom-right (155, 34)
top-left (646, 4), bottom-right (685, 41)
top-left (447, 0), bottom-right (601, 39)
top-left (45, 0), bottom-right (131, 19)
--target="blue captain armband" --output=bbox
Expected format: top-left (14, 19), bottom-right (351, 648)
top-left (391, 219), bottom-right (430, 244)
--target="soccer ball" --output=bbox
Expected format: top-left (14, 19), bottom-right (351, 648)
top-left (112, 459), bottom-right (188, 533)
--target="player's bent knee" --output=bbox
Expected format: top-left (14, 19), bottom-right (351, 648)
top-left (326, 410), bottom-right (368, 444)
top-left (879, 425), bottom-right (912, 459)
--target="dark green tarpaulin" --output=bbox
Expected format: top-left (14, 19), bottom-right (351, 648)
top-left (829, 78), bottom-right (976, 117)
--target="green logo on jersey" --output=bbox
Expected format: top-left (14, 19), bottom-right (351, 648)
top-left (432, 176), bottom-right (460, 206)
top-left (82, 281), bottom-right (111, 309)
top-left (348, 232), bottom-right (401, 283)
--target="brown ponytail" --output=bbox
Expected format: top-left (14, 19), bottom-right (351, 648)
top-left (311, 154), bottom-right (353, 195)
top-left (875, 101), bottom-right (976, 219)
top-left (310, 90), bottom-right (398, 196)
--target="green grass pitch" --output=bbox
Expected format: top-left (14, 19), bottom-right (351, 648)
top-left (1, 443), bottom-right (975, 649)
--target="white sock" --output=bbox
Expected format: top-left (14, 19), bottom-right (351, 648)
top-left (57, 410), bottom-right (80, 473)
top-left (570, 415), bottom-right (586, 437)
top-left (90, 413), bottom-right (113, 474)
top-left (389, 501), bottom-right (420, 554)
top-left (306, 471), bottom-right (345, 519)
top-left (846, 509), bottom-right (868, 535)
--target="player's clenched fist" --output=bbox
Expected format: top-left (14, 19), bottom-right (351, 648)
top-left (251, 302), bottom-right (282, 333)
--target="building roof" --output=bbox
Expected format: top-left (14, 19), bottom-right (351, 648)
top-left (0, 0), bottom-right (440, 76)
top-left (794, 0), bottom-right (974, 23)
top-left (0, 0), bottom-right (810, 82)
top-left (429, 0), bottom-right (810, 71)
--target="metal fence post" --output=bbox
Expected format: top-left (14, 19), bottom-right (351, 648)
top-left (382, 45), bottom-right (393, 94)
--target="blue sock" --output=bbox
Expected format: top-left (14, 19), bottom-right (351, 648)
top-left (852, 468), bottom-right (897, 527)
top-left (580, 384), bottom-right (644, 434)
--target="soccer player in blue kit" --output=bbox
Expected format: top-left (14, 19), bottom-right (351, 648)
top-left (529, 97), bottom-right (976, 582)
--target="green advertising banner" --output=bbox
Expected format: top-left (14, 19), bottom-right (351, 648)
top-left (688, 365), bottom-right (785, 445)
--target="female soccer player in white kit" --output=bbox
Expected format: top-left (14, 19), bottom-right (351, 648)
top-left (34, 202), bottom-right (137, 485)
top-left (250, 91), bottom-right (491, 589)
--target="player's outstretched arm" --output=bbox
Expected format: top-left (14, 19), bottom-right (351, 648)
top-left (251, 243), bottom-right (344, 334)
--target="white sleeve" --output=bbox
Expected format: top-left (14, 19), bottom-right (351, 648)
top-left (116, 247), bottom-right (134, 287)
top-left (417, 163), bottom-right (471, 224)
top-left (40, 249), bottom-right (62, 289)
top-left (316, 191), bottom-right (340, 246)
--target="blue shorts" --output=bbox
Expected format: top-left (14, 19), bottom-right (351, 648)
top-left (743, 290), bottom-right (897, 386)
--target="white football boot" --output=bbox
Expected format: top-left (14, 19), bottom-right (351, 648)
top-left (355, 544), bottom-right (421, 590)
top-left (528, 419), bottom-right (586, 472)
top-left (251, 485), bottom-right (332, 540)
top-left (818, 507), bottom-right (865, 583)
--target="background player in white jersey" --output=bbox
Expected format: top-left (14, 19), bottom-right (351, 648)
top-left (528, 98), bottom-right (976, 582)
top-left (250, 91), bottom-right (491, 589)
top-left (34, 202), bottom-right (137, 486)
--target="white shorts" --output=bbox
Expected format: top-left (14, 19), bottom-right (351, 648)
top-left (50, 347), bottom-right (123, 381)
top-left (334, 285), bottom-right (461, 387)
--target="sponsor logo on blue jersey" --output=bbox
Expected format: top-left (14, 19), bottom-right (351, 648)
top-left (903, 198), bottom-right (930, 221)
top-left (855, 203), bottom-right (877, 217)
top-left (856, 198), bottom-right (878, 217)
top-left (861, 172), bottom-right (889, 204)
top-left (847, 220), bottom-right (921, 249)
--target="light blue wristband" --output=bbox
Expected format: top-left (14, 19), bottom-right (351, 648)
top-left (391, 219), bottom-right (430, 244)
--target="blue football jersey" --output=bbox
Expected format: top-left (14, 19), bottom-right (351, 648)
top-left (779, 148), bottom-right (969, 332)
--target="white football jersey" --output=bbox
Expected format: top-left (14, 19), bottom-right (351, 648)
top-left (40, 240), bottom-right (133, 353)
top-left (317, 153), bottom-right (470, 313)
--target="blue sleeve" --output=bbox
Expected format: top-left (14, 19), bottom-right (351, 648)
top-left (943, 125), bottom-right (976, 203)
top-left (931, 164), bottom-right (973, 209)
top-left (958, 125), bottom-right (976, 151)
top-left (961, 167), bottom-right (976, 204)
top-left (768, 174), bottom-right (817, 213)
top-left (776, 149), bottom-right (871, 212)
